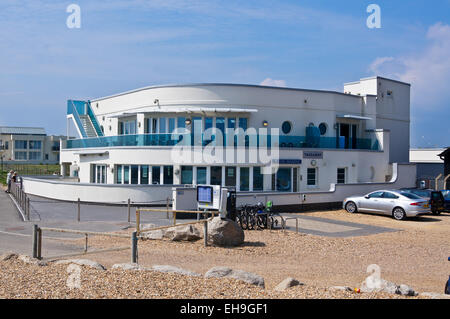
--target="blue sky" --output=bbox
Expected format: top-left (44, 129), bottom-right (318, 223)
top-left (0, 0), bottom-right (449, 147)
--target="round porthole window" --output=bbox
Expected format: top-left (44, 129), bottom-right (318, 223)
top-left (281, 121), bottom-right (292, 134)
top-left (319, 123), bottom-right (327, 135)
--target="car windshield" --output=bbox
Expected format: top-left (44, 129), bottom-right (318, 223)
top-left (399, 192), bottom-right (422, 200)
top-left (411, 190), bottom-right (431, 198)
top-left (442, 191), bottom-right (450, 200)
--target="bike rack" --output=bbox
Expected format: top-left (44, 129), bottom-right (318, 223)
top-left (282, 216), bottom-right (300, 234)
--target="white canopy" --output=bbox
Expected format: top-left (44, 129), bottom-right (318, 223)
top-left (108, 106), bottom-right (258, 118)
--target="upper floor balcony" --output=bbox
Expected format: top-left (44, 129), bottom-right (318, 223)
top-left (63, 132), bottom-right (380, 151)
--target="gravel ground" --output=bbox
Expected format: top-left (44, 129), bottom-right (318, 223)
top-left (0, 258), bottom-right (422, 299)
top-left (1, 209), bottom-right (448, 299)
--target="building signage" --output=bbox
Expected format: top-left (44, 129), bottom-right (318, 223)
top-left (303, 151), bottom-right (323, 159)
top-left (272, 159), bottom-right (302, 165)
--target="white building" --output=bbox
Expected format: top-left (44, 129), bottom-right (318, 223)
top-left (57, 76), bottom-right (412, 206)
top-left (0, 126), bottom-right (66, 164)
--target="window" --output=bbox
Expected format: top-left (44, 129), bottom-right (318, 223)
top-left (159, 118), bottom-right (167, 133)
top-left (152, 119), bottom-right (157, 133)
top-left (277, 167), bottom-right (292, 192)
top-left (240, 167), bottom-right (250, 191)
top-left (140, 165), bottom-right (149, 184)
top-left (319, 123), bottom-right (327, 135)
top-left (225, 167), bottom-right (236, 187)
top-left (124, 166), bottom-right (130, 184)
top-left (168, 118), bottom-right (176, 133)
top-left (116, 165), bottom-right (122, 184)
top-left (163, 166), bottom-right (173, 184)
top-left (307, 168), bottom-right (317, 186)
top-left (281, 121), bottom-right (292, 134)
top-left (337, 168), bottom-right (346, 184)
top-left (28, 152), bottom-right (41, 160)
top-left (216, 117), bottom-right (225, 134)
top-left (293, 167), bottom-right (298, 192)
top-left (177, 117), bottom-right (186, 128)
top-left (238, 118), bottom-right (248, 130)
top-left (205, 117), bottom-right (213, 131)
top-left (210, 166), bottom-right (222, 186)
top-left (253, 167), bottom-right (264, 191)
top-left (152, 166), bottom-right (160, 184)
top-left (368, 191), bottom-right (384, 198)
top-left (181, 166), bottom-right (194, 185)
top-left (94, 165), bottom-right (107, 184)
top-left (196, 167), bottom-right (207, 184)
top-left (227, 118), bottom-right (236, 130)
top-left (4, 141), bottom-right (8, 150)
top-left (15, 140), bottom-right (27, 149)
top-left (181, 166), bottom-right (193, 185)
top-left (29, 141), bottom-right (42, 150)
top-left (120, 120), bottom-right (137, 135)
top-left (383, 192), bottom-right (399, 199)
top-left (14, 151), bottom-right (27, 160)
top-left (131, 165), bottom-right (139, 184)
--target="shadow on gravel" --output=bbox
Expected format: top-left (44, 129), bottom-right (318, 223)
top-left (408, 216), bottom-right (442, 223)
top-left (241, 241), bottom-right (266, 247)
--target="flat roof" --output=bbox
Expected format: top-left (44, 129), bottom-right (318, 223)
top-left (0, 126), bottom-right (46, 136)
top-left (344, 76), bottom-right (411, 87)
top-left (90, 83), bottom-right (364, 102)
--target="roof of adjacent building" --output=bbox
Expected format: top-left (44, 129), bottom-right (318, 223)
top-left (0, 126), bottom-right (47, 136)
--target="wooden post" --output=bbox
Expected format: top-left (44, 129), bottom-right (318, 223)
top-left (173, 211), bottom-right (177, 226)
top-left (203, 220), bottom-right (208, 247)
top-left (136, 210), bottom-right (140, 234)
top-left (77, 198), bottom-right (80, 222)
top-left (26, 197), bottom-right (30, 221)
top-left (131, 231), bottom-right (138, 264)
top-left (127, 198), bottom-right (131, 223)
top-left (84, 234), bottom-right (88, 253)
top-left (37, 228), bottom-right (42, 260)
top-left (166, 197), bottom-right (170, 219)
top-left (32, 224), bottom-right (38, 259)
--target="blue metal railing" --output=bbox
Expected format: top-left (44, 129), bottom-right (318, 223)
top-left (86, 101), bottom-right (104, 137)
top-left (65, 133), bottom-right (380, 151)
top-left (67, 100), bottom-right (88, 138)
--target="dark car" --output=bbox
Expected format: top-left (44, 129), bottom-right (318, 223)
top-left (430, 190), bottom-right (450, 215)
top-left (400, 188), bottom-right (433, 199)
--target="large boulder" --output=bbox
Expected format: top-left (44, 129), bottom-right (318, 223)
top-left (141, 225), bottom-right (202, 242)
top-left (207, 217), bottom-right (244, 247)
top-left (205, 266), bottom-right (265, 288)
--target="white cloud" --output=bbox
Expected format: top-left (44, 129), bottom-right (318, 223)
top-left (368, 22), bottom-right (450, 110)
top-left (259, 78), bottom-right (287, 87)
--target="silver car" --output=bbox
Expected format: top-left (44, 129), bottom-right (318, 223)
top-left (343, 190), bottom-right (431, 220)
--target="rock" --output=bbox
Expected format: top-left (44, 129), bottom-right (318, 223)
top-left (274, 277), bottom-right (303, 291)
top-left (141, 229), bottom-right (166, 240)
top-left (329, 286), bottom-right (353, 292)
top-left (111, 263), bottom-right (141, 271)
top-left (420, 292), bottom-right (450, 299)
top-left (398, 284), bottom-right (418, 296)
top-left (17, 254), bottom-right (48, 266)
top-left (169, 225), bottom-right (202, 242)
top-left (205, 266), bottom-right (265, 288)
top-left (0, 252), bottom-right (18, 261)
top-left (55, 259), bottom-right (106, 271)
top-left (141, 225), bottom-right (202, 242)
top-left (207, 217), bottom-right (244, 247)
top-left (360, 279), bottom-right (417, 296)
top-left (151, 265), bottom-right (201, 277)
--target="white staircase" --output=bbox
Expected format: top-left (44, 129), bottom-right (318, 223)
top-left (79, 115), bottom-right (98, 138)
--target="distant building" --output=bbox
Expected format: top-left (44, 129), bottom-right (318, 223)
top-left (438, 148), bottom-right (450, 190)
top-left (0, 126), bottom-right (67, 164)
top-left (410, 148), bottom-right (445, 188)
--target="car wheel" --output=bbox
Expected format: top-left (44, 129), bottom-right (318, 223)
top-left (432, 209), bottom-right (441, 215)
top-left (392, 207), bottom-right (407, 221)
top-left (345, 201), bottom-right (358, 214)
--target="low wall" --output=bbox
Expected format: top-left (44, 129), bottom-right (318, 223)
top-left (236, 163), bottom-right (417, 211)
top-left (22, 163), bottom-right (416, 211)
top-left (22, 178), bottom-right (176, 205)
